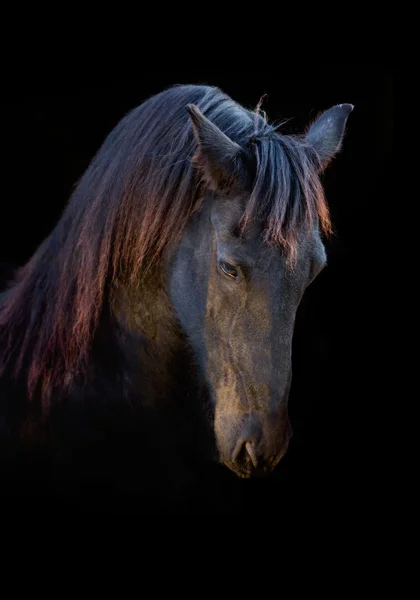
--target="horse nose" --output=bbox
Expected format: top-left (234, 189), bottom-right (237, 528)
top-left (244, 440), bottom-right (259, 468)
top-left (231, 433), bottom-right (261, 469)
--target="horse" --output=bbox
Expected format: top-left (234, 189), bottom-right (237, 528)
top-left (0, 84), bottom-right (353, 513)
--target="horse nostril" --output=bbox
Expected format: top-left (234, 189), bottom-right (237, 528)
top-left (231, 438), bottom-right (259, 468)
top-left (245, 441), bottom-right (258, 468)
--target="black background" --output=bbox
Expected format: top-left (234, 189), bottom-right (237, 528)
top-left (0, 66), bottom-right (393, 515)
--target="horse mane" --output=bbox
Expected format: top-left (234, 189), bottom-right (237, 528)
top-left (0, 84), bottom-right (331, 405)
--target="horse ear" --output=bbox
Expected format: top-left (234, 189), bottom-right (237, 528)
top-left (186, 104), bottom-right (248, 194)
top-left (306, 104), bottom-right (354, 170)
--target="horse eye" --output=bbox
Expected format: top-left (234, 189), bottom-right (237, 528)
top-left (219, 260), bottom-right (238, 279)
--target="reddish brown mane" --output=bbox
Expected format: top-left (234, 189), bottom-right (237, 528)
top-left (0, 84), bottom-right (330, 405)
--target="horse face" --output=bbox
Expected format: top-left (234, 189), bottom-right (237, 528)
top-left (168, 102), bottom-right (351, 478)
top-left (168, 192), bottom-right (326, 478)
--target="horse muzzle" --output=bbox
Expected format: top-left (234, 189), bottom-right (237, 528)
top-left (215, 409), bottom-right (292, 479)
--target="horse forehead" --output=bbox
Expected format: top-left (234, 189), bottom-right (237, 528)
top-left (210, 193), bottom-right (247, 227)
top-left (208, 193), bottom-right (325, 263)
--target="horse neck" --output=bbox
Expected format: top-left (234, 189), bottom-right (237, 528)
top-left (91, 272), bottom-right (197, 408)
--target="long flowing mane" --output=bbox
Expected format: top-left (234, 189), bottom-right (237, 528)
top-left (0, 84), bottom-right (330, 405)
